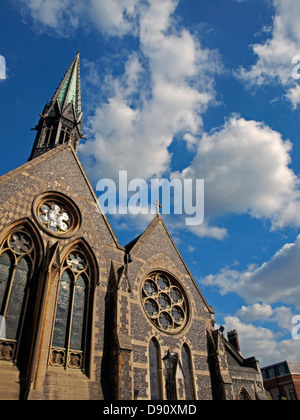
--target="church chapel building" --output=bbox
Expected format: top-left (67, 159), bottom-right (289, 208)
top-left (0, 53), bottom-right (268, 400)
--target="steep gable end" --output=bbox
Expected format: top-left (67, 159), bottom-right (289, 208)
top-left (127, 215), bottom-right (214, 314)
top-left (0, 144), bottom-right (121, 249)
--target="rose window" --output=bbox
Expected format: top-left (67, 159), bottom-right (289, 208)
top-left (142, 272), bottom-right (188, 334)
top-left (67, 252), bottom-right (87, 273)
top-left (39, 203), bottom-right (70, 233)
top-left (33, 192), bottom-right (81, 238)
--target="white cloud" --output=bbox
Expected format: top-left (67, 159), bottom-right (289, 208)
top-left (237, 0), bottom-right (300, 107)
top-left (19, 0), bottom-right (300, 240)
top-left (224, 316), bottom-right (299, 367)
top-left (99, 112), bottom-right (300, 240)
top-left (201, 234), bottom-right (300, 310)
top-left (18, 0), bottom-right (78, 33)
top-left (88, 0), bottom-right (139, 36)
top-left (0, 55), bottom-right (6, 80)
top-left (18, 0), bottom-right (139, 36)
top-left (286, 84), bottom-right (300, 109)
top-left (212, 238), bottom-right (300, 366)
top-left (272, 306), bottom-right (296, 332)
top-left (236, 303), bottom-right (294, 332)
top-left (176, 116), bottom-right (300, 235)
top-left (79, 0), bottom-right (219, 181)
top-left (236, 303), bottom-right (273, 323)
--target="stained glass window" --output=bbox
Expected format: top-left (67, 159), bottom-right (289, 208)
top-left (143, 280), bottom-right (158, 297)
top-left (51, 247), bottom-right (91, 370)
top-left (5, 258), bottom-right (30, 340)
top-left (0, 228), bottom-right (36, 362)
top-left (34, 194), bottom-right (81, 238)
top-left (149, 339), bottom-right (161, 400)
top-left (158, 293), bottom-right (171, 310)
top-left (39, 203), bottom-right (70, 233)
top-left (0, 253), bottom-right (11, 312)
top-left (142, 272), bottom-right (188, 334)
top-left (145, 299), bottom-right (159, 318)
top-left (182, 345), bottom-right (195, 400)
top-left (170, 287), bottom-right (182, 304)
top-left (157, 275), bottom-right (169, 291)
top-left (171, 307), bottom-right (184, 325)
top-left (159, 312), bottom-right (172, 331)
top-left (52, 271), bottom-right (72, 349)
top-left (70, 275), bottom-right (86, 351)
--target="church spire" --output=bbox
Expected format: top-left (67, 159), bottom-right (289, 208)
top-left (52, 51), bottom-right (82, 120)
top-left (29, 52), bottom-right (84, 161)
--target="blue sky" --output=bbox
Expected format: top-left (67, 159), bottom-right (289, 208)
top-left (1, 0), bottom-right (300, 366)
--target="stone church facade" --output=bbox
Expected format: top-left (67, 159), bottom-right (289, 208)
top-left (0, 53), bottom-right (268, 400)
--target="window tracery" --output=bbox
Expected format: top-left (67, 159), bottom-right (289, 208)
top-left (50, 247), bottom-right (92, 371)
top-left (0, 228), bottom-right (36, 362)
top-left (33, 192), bottom-right (81, 238)
top-left (142, 272), bottom-right (188, 334)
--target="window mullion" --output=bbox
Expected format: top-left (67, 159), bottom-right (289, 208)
top-left (81, 284), bottom-right (90, 373)
top-left (1, 263), bottom-right (17, 318)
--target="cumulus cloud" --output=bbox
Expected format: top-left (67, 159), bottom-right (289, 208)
top-left (224, 316), bottom-right (299, 366)
top-left (236, 303), bottom-right (273, 323)
top-left (79, 0), bottom-right (219, 181)
top-left (18, 0), bottom-right (222, 238)
top-left (17, 0), bottom-right (139, 36)
top-left (19, 0), bottom-right (220, 182)
top-left (236, 0), bottom-right (300, 108)
top-left (0, 55), bottom-right (6, 80)
top-left (18, 0), bottom-right (300, 240)
top-left (201, 234), bottom-right (300, 309)
top-left (236, 303), bottom-right (294, 332)
top-left (176, 115), bottom-right (300, 236)
top-left (210, 233), bottom-right (300, 365)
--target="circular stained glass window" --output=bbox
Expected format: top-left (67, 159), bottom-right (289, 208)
top-left (144, 299), bottom-right (159, 318)
top-left (39, 202), bottom-right (71, 233)
top-left (143, 280), bottom-right (158, 297)
top-left (142, 272), bottom-right (188, 334)
top-left (33, 193), bottom-right (81, 237)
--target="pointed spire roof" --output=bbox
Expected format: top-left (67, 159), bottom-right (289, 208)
top-left (28, 52), bottom-right (84, 161)
top-left (51, 51), bottom-right (82, 119)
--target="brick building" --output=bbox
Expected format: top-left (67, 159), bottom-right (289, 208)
top-left (262, 361), bottom-right (300, 400)
top-left (0, 53), bottom-right (268, 400)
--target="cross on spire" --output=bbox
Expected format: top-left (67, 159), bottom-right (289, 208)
top-left (153, 201), bottom-right (162, 215)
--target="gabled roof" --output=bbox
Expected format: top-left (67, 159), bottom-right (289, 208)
top-left (0, 143), bottom-right (124, 251)
top-left (125, 214), bottom-right (214, 314)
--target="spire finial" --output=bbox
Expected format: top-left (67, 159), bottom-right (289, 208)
top-left (153, 201), bottom-right (162, 215)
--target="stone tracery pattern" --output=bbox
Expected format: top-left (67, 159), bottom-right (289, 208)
top-left (39, 203), bottom-right (70, 233)
top-left (142, 272), bottom-right (188, 334)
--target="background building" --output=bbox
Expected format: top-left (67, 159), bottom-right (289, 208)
top-left (262, 361), bottom-right (300, 400)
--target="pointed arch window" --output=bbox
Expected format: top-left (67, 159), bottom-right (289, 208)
top-left (59, 126), bottom-right (71, 145)
top-left (238, 388), bottom-right (251, 400)
top-left (50, 246), bottom-right (92, 371)
top-left (149, 338), bottom-right (162, 400)
top-left (0, 229), bottom-right (36, 362)
top-left (43, 125), bottom-right (57, 147)
top-left (181, 344), bottom-right (195, 400)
